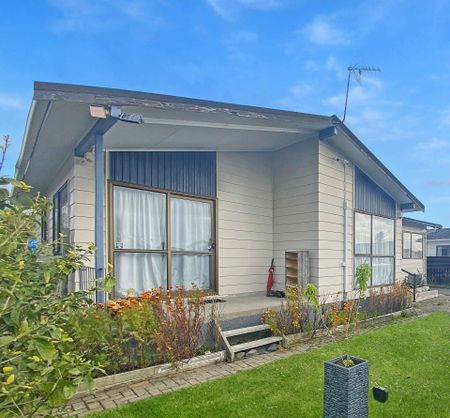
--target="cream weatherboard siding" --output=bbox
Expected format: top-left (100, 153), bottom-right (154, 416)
top-left (400, 223), bottom-right (427, 278)
top-left (273, 138), bottom-right (320, 289)
top-left (71, 157), bottom-right (96, 267)
top-left (317, 140), bottom-right (354, 296)
top-left (427, 239), bottom-right (450, 257)
top-left (216, 151), bottom-right (274, 295)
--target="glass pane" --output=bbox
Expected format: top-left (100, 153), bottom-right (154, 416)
top-left (355, 213), bottom-right (371, 255)
top-left (437, 246), bottom-right (450, 256)
top-left (403, 233), bottom-right (411, 258)
top-left (172, 254), bottom-right (211, 289)
top-left (115, 252), bottom-right (167, 296)
top-left (411, 233), bottom-right (423, 259)
top-left (114, 187), bottom-right (166, 250)
top-left (372, 257), bottom-right (394, 285)
top-left (171, 198), bottom-right (212, 252)
top-left (372, 216), bottom-right (394, 256)
top-left (355, 256), bottom-right (371, 285)
top-left (60, 185), bottom-right (70, 243)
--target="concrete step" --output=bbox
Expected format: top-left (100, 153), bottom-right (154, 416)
top-left (415, 289), bottom-right (439, 302)
top-left (231, 336), bottom-right (283, 353)
top-left (223, 324), bottom-right (270, 338)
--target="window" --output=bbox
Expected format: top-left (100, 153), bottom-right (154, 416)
top-left (112, 185), bottom-right (215, 296)
top-left (53, 182), bottom-right (69, 255)
top-left (436, 245), bottom-right (450, 256)
top-left (402, 232), bottom-right (423, 259)
top-left (40, 211), bottom-right (48, 243)
top-left (355, 212), bottom-right (395, 286)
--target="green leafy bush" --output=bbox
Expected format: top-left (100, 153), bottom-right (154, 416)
top-left (70, 295), bottom-right (158, 375)
top-left (0, 178), bottom-right (103, 417)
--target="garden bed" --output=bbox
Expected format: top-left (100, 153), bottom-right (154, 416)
top-left (283, 307), bottom-right (413, 347)
top-left (76, 307), bottom-right (414, 398)
top-left (74, 350), bottom-right (226, 397)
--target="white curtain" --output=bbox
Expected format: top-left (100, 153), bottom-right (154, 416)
top-left (170, 198), bottom-right (211, 252)
top-left (113, 187), bottom-right (167, 294)
top-left (372, 216), bottom-right (394, 256)
top-left (372, 257), bottom-right (394, 285)
top-left (355, 212), bottom-right (371, 254)
top-left (172, 255), bottom-right (211, 289)
top-left (170, 198), bottom-right (212, 288)
top-left (115, 253), bottom-right (166, 296)
top-left (114, 186), bottom-right (166, 250)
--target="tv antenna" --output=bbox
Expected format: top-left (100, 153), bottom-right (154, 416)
top-left (342, 65), bottom-right (381, 123)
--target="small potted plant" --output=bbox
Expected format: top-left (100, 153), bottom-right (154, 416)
top-left (323, 263), bottom-right (371, 418)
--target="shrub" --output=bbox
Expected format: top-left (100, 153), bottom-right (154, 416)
top-left (70, 295), bottom-right (158, 375)
top-left (0, 178), bottom-right (104, 417)
top-left (71, 286), bottom-right (207, 372)
top-left (366, 281), bottom-right (412, 316)
top-left (150, 286), bottom-right (207, 366)
top-left (261, 285), bottom-right (319, 336)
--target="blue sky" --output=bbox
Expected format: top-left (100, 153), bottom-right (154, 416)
top-left (0, 0), bottom-right (449, 225)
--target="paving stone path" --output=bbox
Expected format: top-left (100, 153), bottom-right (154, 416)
top-left (67, 293), bottom-right (450, 417)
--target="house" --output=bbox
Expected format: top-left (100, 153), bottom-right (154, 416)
top-left (15, 82), bottom-right (431, 302)
top-left (427, 228), bottom-right (450, 256)
top-left (400, 217), bottom-right (442, 281)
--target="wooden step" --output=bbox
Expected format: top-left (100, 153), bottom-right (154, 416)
top-left (223, 324), bottom-right (270, 338)
top-left (231, 336), bottom-right (283, 353)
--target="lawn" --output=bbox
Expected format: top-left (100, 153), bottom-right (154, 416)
top-left (90, 312), bottom-right (450, 418)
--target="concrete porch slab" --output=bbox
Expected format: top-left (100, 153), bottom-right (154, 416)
top-left (206, 291), bottom-right (284, 321)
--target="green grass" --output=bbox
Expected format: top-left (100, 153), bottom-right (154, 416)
top-left (91, 313), bottom-right (450, 418)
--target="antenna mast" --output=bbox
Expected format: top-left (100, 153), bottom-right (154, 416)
top-left (342, 65), bottom-right (381, 123)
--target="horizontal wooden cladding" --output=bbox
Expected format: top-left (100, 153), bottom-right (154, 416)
top-left (219, 281), bottom-right (271, 294)
top-left (110, 151), bottom-right (217, 198)
top-left (217, 151), bottom-right (274, 294)
top-left (218, 179), bottom-right (272, 201)
top-left (218, 190), bottom-right (272, 211)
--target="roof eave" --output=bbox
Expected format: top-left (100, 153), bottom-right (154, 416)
top-left (331, 115), bottom-right (425, 212)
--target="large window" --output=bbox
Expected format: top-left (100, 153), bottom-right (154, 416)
top-left (403, 232), bottom-right (423, 259)
top-left (112, 185), bottom-right (215, 296)
top-left (355, 212), bottom-right (395, 286)
top-left (52, 182), bottom-right (69, 255)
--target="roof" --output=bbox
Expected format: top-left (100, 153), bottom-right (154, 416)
top-left (15, 82), bottom-right (424, 212)
top-left (402, 217), bottom-right (442, 230)
top-left (428, 228), bottom-right (450, 240)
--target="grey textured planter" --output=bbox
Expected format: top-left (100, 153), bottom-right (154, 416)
top-left (323, 356), bottom-right (369, 418)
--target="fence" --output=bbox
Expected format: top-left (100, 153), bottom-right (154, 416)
top-left (427, 256), bottom-right (450, 286)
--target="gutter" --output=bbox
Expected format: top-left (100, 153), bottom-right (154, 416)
top-left (15, 100), bottom-right (37, 179)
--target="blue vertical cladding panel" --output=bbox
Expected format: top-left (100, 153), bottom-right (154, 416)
top-left (355, 167), bottom-right (396, 218)
top-left (109, 151), bottom-right (217, 198)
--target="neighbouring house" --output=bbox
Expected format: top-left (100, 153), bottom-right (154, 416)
top-left (15, 82), bottom-right (433, 302)
top-left (427, 228), bottom-right (450, 256)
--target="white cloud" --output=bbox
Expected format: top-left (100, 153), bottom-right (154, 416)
top-left (415, 138), bottom-right (450, 151)
top-left (304, 59), bottom-right (319, 71)
top-left (49, 0), bottom-right (164, 33)
top-left (301, 16), bottom-right (350, 46)
top-left (277, 82), bottom-right (314, 109)
top-left (223, 30), bottom-right (259, 61)
top-left (439, 107), bottom-right (450, 126)
top-left (205, 0), bottom-right (281, 19)
top-left (0, 94), bottom-right (25, 110)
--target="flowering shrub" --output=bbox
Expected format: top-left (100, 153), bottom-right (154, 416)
top-left (71, 285), bottom-right (207, 372)
top-left (261, 285), bottom-right (320, 336)
top-left (0, 178), bottom-right (104, 417)
top-left (70, 294), bottom-right (157, 375)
